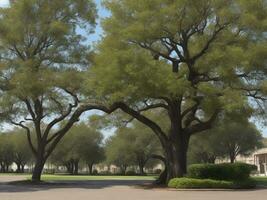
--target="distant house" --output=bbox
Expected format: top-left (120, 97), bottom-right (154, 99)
top-left (229, 148), bottom-right (267, 176)
top-left (253, 148), bottom-right (267, 176)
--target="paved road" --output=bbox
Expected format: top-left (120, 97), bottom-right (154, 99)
top-left (0, 175), bottom-right (267, 200)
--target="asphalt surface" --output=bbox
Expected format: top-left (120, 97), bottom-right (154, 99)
top-left (0, 175), bottom-right (267, 200)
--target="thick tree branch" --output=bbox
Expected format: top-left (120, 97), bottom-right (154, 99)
top-left (113, 102), bottom-right (169, 145)
top-left (137, 103), bottom-right (169, 112)
top-left (10, 120), bottom-right (37, 155)
top-left (184, 109), bottom-right (220, 135)
top-left (44, 103), bottom-right (122, 159)
top-left (191, 23), bottom-right (229, 63)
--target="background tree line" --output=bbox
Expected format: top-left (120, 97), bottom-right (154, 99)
top-left (0, 116), bottom-right (264, 175)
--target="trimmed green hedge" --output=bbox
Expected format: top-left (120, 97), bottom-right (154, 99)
top-left (168, 178), bottom-right (256, 189)
top-left (125, 171), bottom-right (137, 176)
top-left (188, 163), bottom-right (257, 181)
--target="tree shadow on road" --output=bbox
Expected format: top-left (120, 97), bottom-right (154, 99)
top-left (1, 179), bottom-right (267, 193)
top-left (0, 180), bottom-right (154, 193)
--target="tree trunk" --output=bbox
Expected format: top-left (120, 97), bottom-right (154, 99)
top-left (1, 164), bottom-right (5, 173)
top-left (65, 161), bottom-right (73, 174)
top-left (32, 155), bottom-right (46, 182)
top-left (207, 156), bottom-right (216, 164)
top-left (88, 163), bottom-right (93, 175)
top-left (21, 165), bottom-right (25, 173)
top-left (74, 160), bottom-right (79, 175)
top-left (156, 167), bottom-right (167, 185)
top-left (121, 165), bottom-right (127, 175)
top-left (230, 154), bottom-right (235, 163)
top-left (163, 136), bottom-right (190, 184)
top-left (16, 163), bottom-right (21, 173)
top-left (157, 100), bottom-right (190, 184)
top-left (137, 159), bottom-right (146, 175)
top-left (139, 163), bottom-right (145, 175)
top-left (70, 161), bottom-right (74, 174)
top-left (5, 165), bottom-right (9, 173)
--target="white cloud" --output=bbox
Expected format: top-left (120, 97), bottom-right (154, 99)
top-left (0, 0), bottom-right (9, 7)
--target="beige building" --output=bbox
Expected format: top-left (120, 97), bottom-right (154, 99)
top-left (234, 148), bottom-right (267, 176)
top-left (253, 148), bottom-right (267, 176)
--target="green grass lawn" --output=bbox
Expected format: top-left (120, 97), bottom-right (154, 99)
top-left (252, 177), bottom-right (267, 187)
top-left (0, 173), bottom-right (29, 176)
top-left (33, 174), bottom-right (157, 181)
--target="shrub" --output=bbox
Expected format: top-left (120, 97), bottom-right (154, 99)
top-left (98, 170), bottom-right (112, 175)
top-left (92, 169), bottom-right (98, 175)
top-left (188, 163), bottom-right (257, 181)
top-left (168, 178), bottom-right (232, 189)
top-left (168, 178), bottom-right (256, 189)
top-left (232, 178), bottom-right (257, 189)
top-left (125, 170), bottom-right (137, 176)
top-left (154, 169), bottom-right (162, 174)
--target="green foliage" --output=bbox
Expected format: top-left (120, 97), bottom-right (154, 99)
top-left (188, 131), bottom-right (220, 164)
top-left (105, 121), bottom-right (162, 173)
top-left (168, 178), bottom-right (232, 189)
top-left (92, 169), bottom-right (98, 175)
top-left (263, 138), bottom-right (267, 147)
top-left (187, 163), bottom-right (257, 181)
top-left (105, 128), bottom-right (136, 173)
top-left (125, 170), bottom-right (137, 176)
top-left (51, 123), bottom-right (105, 168)
top-left (85, 0), bottom-right (267, 144)
top-left (0, 129), bottom-right (34, 172)
top-left (0, 0), bottom-right (96, 128)
top-left (188, 119), bottom-right (263, 164)
top-left (0, 0), bottom-right (97, 181)
top-left (0, 0), bottom-right (96, 101)
top-left (154, 169), bottom-right (162, 174)
top-left (9, 129), bottom-right (33, 168)
top-left (0, 133), bottom-right (15, 172)
top-left (252, 177), bottom-right (267, 187)
top-left (87, 0), bottom-right (266, 182)
top-left (168, 177), bottom-right (256, 189)
top-left (215, 120), bottom-right (263, 161)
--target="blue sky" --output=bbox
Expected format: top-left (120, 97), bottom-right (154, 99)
top-left (0, 0), bottom-right (266, 137)
top-left (0, 0), bottom-right (8, 7)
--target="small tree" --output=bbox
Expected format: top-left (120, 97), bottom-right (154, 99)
top-left (51, 123), bottom-right (105, 175)
top-left (9, 129), bottom-right (33, 173)
top-left (105, 130), bottom-right (136, 174)
top-left (78, 130), bottom-right (105, 175)
top-left (104, 122), bottom-right (162, 175)
top-left (188, 131), bottom-right (219, 164)
top-left (216, 121), bottom-right (263, 163)
top-left (189, 119), bottom-right (263, 164)
top-left (128, 122), bottom-right (162, 175)
top-left (0, 133), bottom-right (14, 173)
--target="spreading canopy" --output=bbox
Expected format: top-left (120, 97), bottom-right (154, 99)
top-left (85, 0), bottom-right (267, 182)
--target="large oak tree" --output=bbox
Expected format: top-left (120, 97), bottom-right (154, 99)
top-left (86, 0), bottom-right (267, 183)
